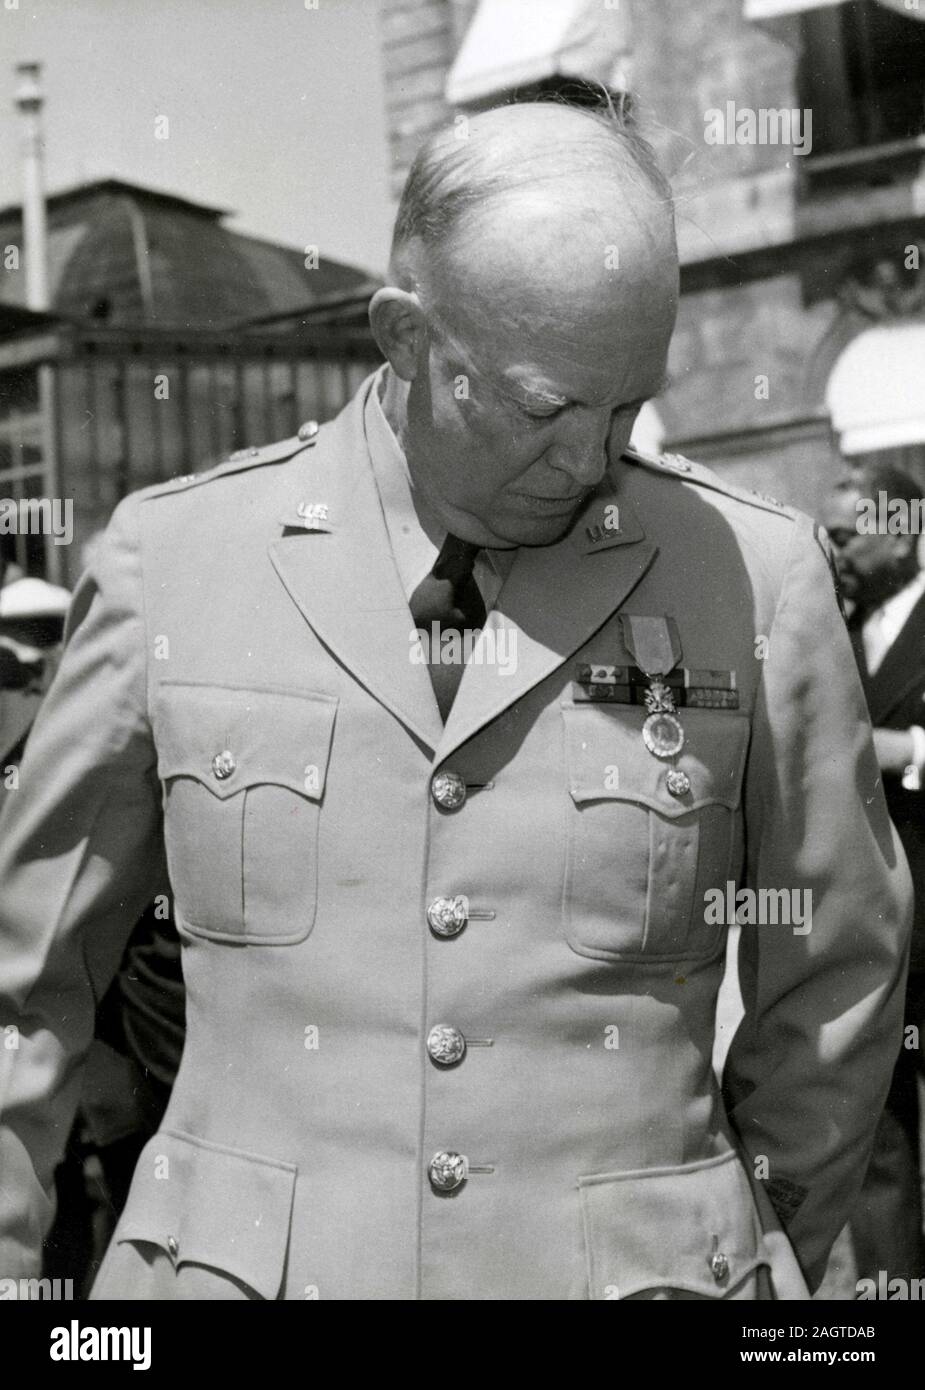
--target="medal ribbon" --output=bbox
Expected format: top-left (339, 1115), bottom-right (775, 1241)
top-left (619, 615), bottom-right (682, 678)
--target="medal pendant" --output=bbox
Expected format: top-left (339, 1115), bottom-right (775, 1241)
top-left (642, 677), bottom-right (685, 759)
top-left (618, 616), bottom-right (687, 760)
top-left (643, 710), bottom-right (685, 759)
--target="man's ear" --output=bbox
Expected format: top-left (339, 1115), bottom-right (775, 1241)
top-left (369, 288), bottom-right (427, 382)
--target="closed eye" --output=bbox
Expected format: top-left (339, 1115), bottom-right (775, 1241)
top-left (520, 399), bottom-right (641, 423)
top-left (518, 402), bottom-right (566, 421)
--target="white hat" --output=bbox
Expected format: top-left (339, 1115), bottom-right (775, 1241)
top-left (0, 576), bottom-right (71, 621)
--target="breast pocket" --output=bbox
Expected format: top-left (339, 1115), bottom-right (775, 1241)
top-left (154, 683), bottom-right (337, 944)
top-left (562, 703), bottom-right (749, 961)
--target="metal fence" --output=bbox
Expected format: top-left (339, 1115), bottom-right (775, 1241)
top-left (0, 322), bottom-right (382, 584)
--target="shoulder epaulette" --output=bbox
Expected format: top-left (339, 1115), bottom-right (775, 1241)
top-left (813, 520), bottom-right (848, 618)
top-left (142, 420), bottom-right (320, 500)
top-left (621, 445), bottom-right (797, 520)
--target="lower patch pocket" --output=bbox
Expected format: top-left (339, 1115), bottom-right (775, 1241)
top-left (579, 1149), bottom-right (772, 1300)
top-left (109, 1128), bottom-right (297, 1300)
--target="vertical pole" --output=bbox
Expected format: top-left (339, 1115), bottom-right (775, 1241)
top-left (15, 62), bottom-right (49, 313)
top-left (15, 63), bottom-right (60, 579)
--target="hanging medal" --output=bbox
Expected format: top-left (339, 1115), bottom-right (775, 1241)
top-left (642, 677), bottom-right (684, 758)
top-left (619, 615), bottom-right (690, 794)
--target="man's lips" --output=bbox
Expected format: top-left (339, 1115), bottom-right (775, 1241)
top-left (507, 490), bottom-right (588, 511)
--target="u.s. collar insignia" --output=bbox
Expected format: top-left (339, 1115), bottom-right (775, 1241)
top-left (297, 501), bottom-right (328, 526)
top-left (583, 498), bottom-right (644, 551)
top-left (282, 501), bottom-right (331, 532)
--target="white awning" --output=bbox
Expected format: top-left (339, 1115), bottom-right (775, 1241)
top-left (744, 0), bottom-right (844, 18)
top-left (874, 0), bottom-right (925, 16)
top-left (826, 323), bottom-right (925, 454)
top-left (445, 0), bottom-right (631, 107)
top-left (745, 0), bottom-right (924, 21)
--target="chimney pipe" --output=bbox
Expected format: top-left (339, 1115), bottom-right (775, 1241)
top-left (15, 61), bottom-right (49, 312)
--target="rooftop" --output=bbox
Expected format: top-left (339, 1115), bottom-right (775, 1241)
top-left (0, 177), bottom-right (377, 330)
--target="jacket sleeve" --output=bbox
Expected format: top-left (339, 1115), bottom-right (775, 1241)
top-left (0, 494), bottom-right (165, 1278)
top-left (722, 514), bottom-right (913, 1292)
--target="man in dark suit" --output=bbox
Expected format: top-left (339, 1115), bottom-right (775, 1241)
top-left (824, 464), bottom-right (925, 1283)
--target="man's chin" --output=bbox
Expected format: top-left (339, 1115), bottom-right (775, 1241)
top-left (494, 504), bottom-right (584, 548)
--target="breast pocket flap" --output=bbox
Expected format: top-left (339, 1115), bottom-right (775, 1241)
top-left (563, 705), bottom-right (750, 817)
top-left (154, 683), bottom-right (337, 802)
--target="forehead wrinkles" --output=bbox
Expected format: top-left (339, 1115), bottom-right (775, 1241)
top-left (432, 288), bottom-right (665, 392)
top-left (419, 195), bottom-right (676, 400)
top-left (443, 193), bottom-right (663, 286)
top-left (426, 205), bottom-right (675, 345)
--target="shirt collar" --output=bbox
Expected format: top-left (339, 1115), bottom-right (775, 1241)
top-left (865, 569), bottom-right (925, 641)
top-left (363, 365), bottom-right (516, 603)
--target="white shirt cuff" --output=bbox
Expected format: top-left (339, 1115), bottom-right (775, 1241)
top-left (902, 726), bottom-right (925, 790)
top-left (910, 725), bottom-right (925, 770)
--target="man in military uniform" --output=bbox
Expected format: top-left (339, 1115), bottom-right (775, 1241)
top-left (0, 560), bottom-right (181, 1292)
top-left (0, 103), bottom-right (911, 1300)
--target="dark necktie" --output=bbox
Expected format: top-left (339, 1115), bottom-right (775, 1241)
top-left (410, 533), bottom-right (486, 720)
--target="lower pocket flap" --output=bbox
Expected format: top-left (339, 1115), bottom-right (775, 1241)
top-left (115, 1129), bottom-right (297, 1300)
top-left (579, 1149), bottom-right (768, 1300)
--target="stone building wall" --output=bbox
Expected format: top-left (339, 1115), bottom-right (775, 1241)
top-left (377, 0), bottom-right (925, 517)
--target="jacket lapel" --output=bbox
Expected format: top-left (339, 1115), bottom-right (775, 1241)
top-left (434, 492), bottom-right (656, 766)
top-left (847, 612), bottom-right (872, 701)
top-left (865, 588), bottom-right (925, 725)
top-left (270, 392), bottom-right (656, 762)
top-left (268, 385), bottom-right (445, 752)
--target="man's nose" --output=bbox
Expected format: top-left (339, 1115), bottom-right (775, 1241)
top-left (546, 407), bottom-right (611, 487)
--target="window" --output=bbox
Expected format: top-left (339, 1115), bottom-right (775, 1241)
top-left (799, 0), bottom-right (925, 169)
top-left (0, 368), bottom-right (48, 579)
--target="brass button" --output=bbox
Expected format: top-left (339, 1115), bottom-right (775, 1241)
top-left (431, 769), bottom-right (467, 810)
top-left (427, 895), bottom-right (469, 939)
top-left (710, 1249), bottom-right (729, 1285)
top-left (666, 768), bottom-right (691, 797)
top-left (211, 750), bottom-right (236, 780)
top-left (428, 1150), bottom-right (468, 1193)
top-left (298, 419), bottom-right (319, 442)
top-left (166, 1234), bottom-right (179, 1259)
top-left (427, 1024), bottom-right (466, 1067)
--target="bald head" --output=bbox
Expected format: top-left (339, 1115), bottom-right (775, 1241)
top-left (369, 102), bottom-right (679, 549)
top-left (391, 102), bottom-right (676, 292)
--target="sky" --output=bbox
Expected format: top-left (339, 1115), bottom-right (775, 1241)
top-left (0, 0), bottom-right (397, 276)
